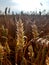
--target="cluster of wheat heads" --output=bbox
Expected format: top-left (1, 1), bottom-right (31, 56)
top-left (15, 18), bottom-right (49, 65)
top-left (0, 25), bottom-right (12, 65)
top-left (31, 21), bottom-right (49, 65)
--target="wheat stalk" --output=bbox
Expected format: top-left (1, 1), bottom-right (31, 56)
top-left (15, 18), bottom-right (25, 65)
top-left (0, 44), bottom-right (4, 65)
top-left (16, 18), bottom-right (24, 48)
top-left (32, 22), bottom-right (39, 39)
top-left (46, 56), bottom-right (49, 65)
